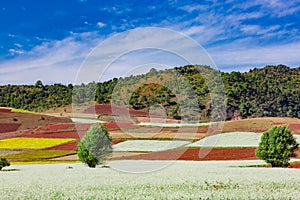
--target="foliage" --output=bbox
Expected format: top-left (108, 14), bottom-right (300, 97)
top-left (0, 65), bottom-right (299, 120)
top-left (256, 125), bottom-right (299, 167)
top-left (77, 125), bottom-right (112, 168)
top-left (0, 158), bottom-right (10, 170)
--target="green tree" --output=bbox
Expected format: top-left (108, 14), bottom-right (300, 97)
top-left (0, 158), bottom-right (10, 170)
top-left (256, 125), bottom-right (299, 167)
top-left (77, 125), bottom-right (112, 168)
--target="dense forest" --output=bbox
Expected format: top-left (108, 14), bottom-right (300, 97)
top-left (0, 64), bottom-right (299, 120)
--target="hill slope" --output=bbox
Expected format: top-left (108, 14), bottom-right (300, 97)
top-left (0, 65), bottom-right (299, 120)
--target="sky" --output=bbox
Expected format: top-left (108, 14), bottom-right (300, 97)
top-left (0, 0), bottom-right (300, 85)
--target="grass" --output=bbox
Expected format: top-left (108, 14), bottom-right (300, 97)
top-left (0, 137), bottom-right (76, 149)
top-left (4, 149), bottom-right (76, 161)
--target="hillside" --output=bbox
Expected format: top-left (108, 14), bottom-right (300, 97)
top-left (0, 64), bottom-right (299, 120)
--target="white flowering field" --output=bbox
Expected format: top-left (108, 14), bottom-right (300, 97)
top-left (1, 160), bottom-right (300, 199)
top-left (137, 122), bottom-right (213, 127)
top-left (70, 117), bottom-right (104, 124)
top-left (113, 140), bottom-right (190, 152)
top-left (188, 132), bottom-right (262, 148)
top-left (188, 132), bottom-right (300, 148)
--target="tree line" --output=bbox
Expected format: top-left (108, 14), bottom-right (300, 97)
top-left (0, 64), bottom-right (299, 120)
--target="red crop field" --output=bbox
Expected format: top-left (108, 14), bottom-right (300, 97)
top-left (36, 123), bottom-right (75, 132)
top-left (111, 140), bottom-right (125, 145)
top-left (0, 108), bottom-right (11, 113)
top-left (84, 104), bottom-right (149, 117)
top-left (32, 123), bottom-right (92, 134)
top-left (0, 123), bottom-right (21, 133)
top-left (289, 124), bottom-right (300, 131)
top-left (289, 162), bottom-right (300, 168)
top-left (46, 141), bottom-right (78, 151)
top-left (19, 131), bottom-right (80, 139)
top-left (115, 148), bottom-right (258, 161)
top-left (46, 139), bottom-right (123, 150)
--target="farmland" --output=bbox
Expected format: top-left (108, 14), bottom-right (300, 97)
top-left (0, 138), bottom-right (75, 149)
top-left (1, 104), bottom-right (300, 199)
top-left (1, 160), bottom-right (300, 199)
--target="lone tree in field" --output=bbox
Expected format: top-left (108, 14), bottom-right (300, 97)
top-left (256, 125), bottom-right (299, 167)
top-left (77, 125), bottom-right (112, 168)
top-left (0, 158), bottom-right (10, 170)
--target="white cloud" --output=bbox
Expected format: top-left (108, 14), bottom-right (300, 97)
top-left (180, 5), bottom-right (208, 12)
top-left (208, 41), bottom-right (300, 70)
top-left (0, 32), bottom-right (102, 85)
top-left (8, 49), bottom-right (25, 56)
top-left (97, 21), bottom-right (106, 28)
top-left (74, 27), bottom-right (216, 84)
top-left (14, 43), bottom-right (23, 48)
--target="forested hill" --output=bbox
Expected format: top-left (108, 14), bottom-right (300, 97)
top-left (0, 64), bottom-right (299, 120)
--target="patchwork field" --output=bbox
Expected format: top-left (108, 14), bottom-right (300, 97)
top-left (1, 106), bottom-right (300, 167)
top-left (0, 106), bottom-right (300, 199)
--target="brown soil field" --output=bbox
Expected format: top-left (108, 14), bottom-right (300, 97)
top-left (108, 117), bottom-right (300, 140)
top-left (222, 117), bottom-right (300, 134)
top-left (0, 111), bottom-right (71, 130)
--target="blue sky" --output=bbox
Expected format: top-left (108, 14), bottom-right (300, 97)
top-left (1, 0), bottom-right (300, 84)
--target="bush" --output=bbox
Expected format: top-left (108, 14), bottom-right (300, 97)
top-left (77, 125), bottom-right (112, 168)
top-left (0, 158), bottom-right (10, 170)
top-left (256, 125), bottom-right (299, 167)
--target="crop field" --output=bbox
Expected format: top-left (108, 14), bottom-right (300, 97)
top-left (115, 147), bottom-right (258, 161)
top-left (0, 111), bottom-right (72, 130)
top-left (188, 132), bottom-right (262, 148)
top-left (1, 107), bottom-right (300, 199)
top-left (0, 123), bottom-right (21, 133)
top-left (83, 103), bottom-right (149, 116)
top-left (113, 140), bottom-right (190, 152)
top-left (138, 122), bottom-right (213, 127)
top-left (0, 138), bottom-right (75, 149)
top-left (0, 160), bottom-right (300, 199)
top-left (3, 149), bottom-right (76, 161)
top-left (45, 141), bottom-right (78, 151)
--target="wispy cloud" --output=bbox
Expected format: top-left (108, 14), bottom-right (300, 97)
top-left (0, 32), bottom-right (102, 84)
top-left (0, 0), bottom-right (299, 85)
top-left (208, 41), bottom-right (300, 70)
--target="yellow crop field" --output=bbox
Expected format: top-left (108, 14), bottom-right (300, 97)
top-left (0, 138), bottom-right (76, 149)
top-left (10, 108), bottom-right (38, 114)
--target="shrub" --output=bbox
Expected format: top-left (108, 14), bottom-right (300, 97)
top-left (0, 158), bottom-right (10, 170)
top-left (256, 125), bottom-right (299, 167)
top-left (77, 125), bottom-right (112, 168)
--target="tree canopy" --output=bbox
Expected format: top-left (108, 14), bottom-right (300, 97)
top-left (256, 125), bottom-right (299, 167)
top-left (0, 65), bottom-right (299, 120)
